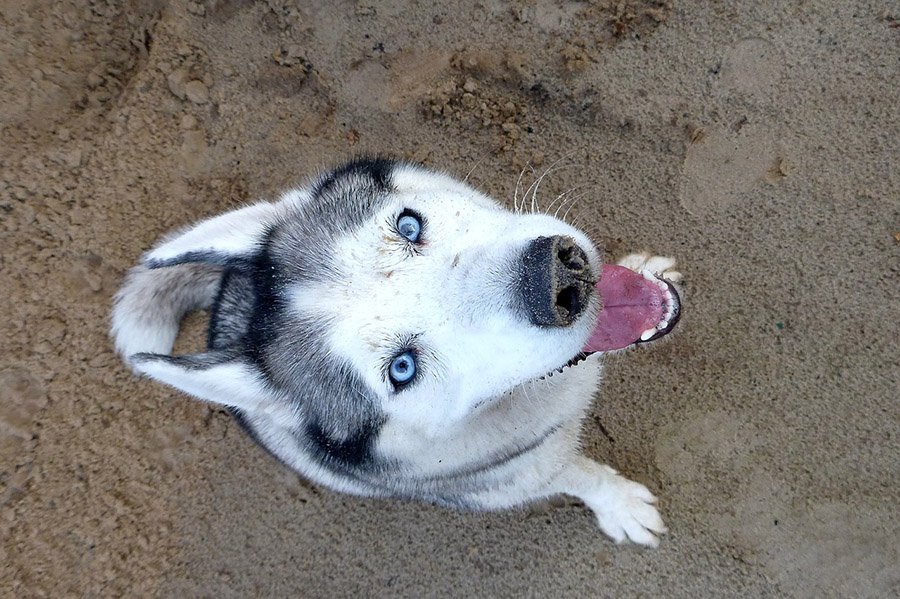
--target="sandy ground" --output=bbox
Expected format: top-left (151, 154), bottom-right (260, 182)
top-left (1, 0), bottom-right (897, 596)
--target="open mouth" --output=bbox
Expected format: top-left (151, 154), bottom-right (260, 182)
top-left (586, 264), bottom-right (681, 351)
top-left (542, 264), bottom-right (682, 379)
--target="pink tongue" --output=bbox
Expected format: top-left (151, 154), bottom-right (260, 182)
top-left (583, 264), bottom-right (666, 352)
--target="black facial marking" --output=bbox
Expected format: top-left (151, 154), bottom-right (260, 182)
top-left (211, 212), bottom-right (387, 475)
top-left (131, 349), bottom-right (239, 370)
top-left (207, 267), bottom-right (254, 350)
top-left (144, 250), bottom-right (256, 271)
top-left (243, 237), bottom-right (286, 382)
top-left (313, 156), bottom-right (396, 195)
top-left (198, 158), bottom-right (414, 479)
top-left (305, 419), bottom-right (382, 468)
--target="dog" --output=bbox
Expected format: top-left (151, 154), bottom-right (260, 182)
top-left (111, 157), bottom-right (681, 546)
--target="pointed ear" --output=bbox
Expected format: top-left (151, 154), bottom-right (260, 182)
top-left (131, 350), bottom-right (276, 414)
top-left (143, 202), bottom-right (279, 268)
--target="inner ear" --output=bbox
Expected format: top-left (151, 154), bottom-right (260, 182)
top-left (132, 351), bottom-right (279, 415)
top-left (143, 202), bottom-right (279, 269)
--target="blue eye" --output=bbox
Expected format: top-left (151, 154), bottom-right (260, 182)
top-left (397, 211), bottom-right (422, 243)
top-left (388, 351), bottom-right (417, 386)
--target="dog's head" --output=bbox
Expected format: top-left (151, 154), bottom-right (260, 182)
top-left (281, 160), bottom-right (602, 428)
top-left (130, 158), bottom-right (674, 472)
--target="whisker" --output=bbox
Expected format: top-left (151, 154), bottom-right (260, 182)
top-left (521, 162), bottom-right (564, 215)
top-left (553, 190), bottom-right (582, 220)
top-left (561, 191), bottom-right (589, 223)
top-left (513, 162), bottom-right (534, 214)
top-left (520, 174), bottom-right (540, 214)
top-left (528, 152), bottom-right (579, 214)
top-left (463, 149), bottom-right (493, 185)
top-left (548, 185), bottom-right (586, 218)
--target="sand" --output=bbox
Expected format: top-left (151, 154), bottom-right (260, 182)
top-left (1, 0), bottom-right (897, 596)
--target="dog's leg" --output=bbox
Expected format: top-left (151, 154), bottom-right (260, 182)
top-left (458, 452), bottom-right (665, 546)
top-left (454, 424), bottom-right (665, 546)
top-left (552, 455), bottom-right (666, 547)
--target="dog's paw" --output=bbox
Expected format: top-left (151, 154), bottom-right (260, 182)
top-left (586, 469), bottom-right (667, 547)
top-left (617, 253), bottom-right (682, 284)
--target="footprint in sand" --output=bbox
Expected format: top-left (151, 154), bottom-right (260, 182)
top-left (654, 409), bottom-right (761, 483)
top-left (678, 122), bottom-right (779, 215)
top-left (678, 38), bottom-right (787, 215)
top-left (712, 468), bottom-right (896, 598)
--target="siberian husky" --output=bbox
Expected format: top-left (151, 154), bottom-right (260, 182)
top-left (112, 158), bottom-right (682, 546)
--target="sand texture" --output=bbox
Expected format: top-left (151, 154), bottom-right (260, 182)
top-left (1, 1), bottom-right (897, 596)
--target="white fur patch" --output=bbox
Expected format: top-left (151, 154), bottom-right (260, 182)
top-left (144, 202), bottom-right (280, 264)
top-left (618, 252), bottom-right (683, 283)
top-left (132, 357), bottom-right (290, 421)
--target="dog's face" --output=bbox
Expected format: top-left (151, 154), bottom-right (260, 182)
top-left (286, 163), bottom-right (601, 433)
top-left (133, 159), bottom-right (606, 471)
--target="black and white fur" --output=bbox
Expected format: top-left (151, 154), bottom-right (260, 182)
top-left (112, 158), bottom-right (680, 546)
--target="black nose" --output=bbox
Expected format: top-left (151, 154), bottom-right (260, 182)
top-left (519, 235), bottom-right (593, 327)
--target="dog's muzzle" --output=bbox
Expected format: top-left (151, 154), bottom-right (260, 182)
top-left (519, 235), bottom-right (594, 327)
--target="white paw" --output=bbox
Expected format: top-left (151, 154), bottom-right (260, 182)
top-left (617, 252), bottom-right (682, 283)
top-left (586, 470), bottom-right (667, 547)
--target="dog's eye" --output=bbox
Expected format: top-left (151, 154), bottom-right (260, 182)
top-left (388, 351), bottom-right (417, 387)
top-left (396, 210), bottom-right (422, 243)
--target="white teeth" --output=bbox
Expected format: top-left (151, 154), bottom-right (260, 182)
top-left (636, 270), bottom-right (679, 343)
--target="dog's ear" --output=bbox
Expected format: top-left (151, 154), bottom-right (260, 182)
top-left (142, 202), bottom-right (279, 268)
top-left (131, 350), bottom-right (277, 414)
